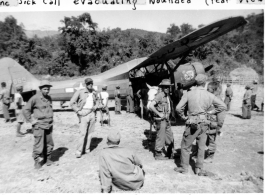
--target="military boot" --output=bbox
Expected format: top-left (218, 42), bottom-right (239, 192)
top-left (155, 151), bottom-right (169, 160)
top-left (34, 159), bottom-right (43, 170)
top-left (204, 153), bottom-right (214, 163)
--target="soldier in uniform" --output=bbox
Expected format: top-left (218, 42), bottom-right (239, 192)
top-left (14, 85), bottom-right (27, 137)
top-left (99, 130), bottom-right (145, 192)
top-left (70, 78), bottom-right (99, 158)
top-left (114, 86), bottom-right (121, 114)
top-left (126, 82), bottom-right (134, 113)
top-left (23, 80), bottom-right (55, 169)
top-left (0, 82), bottom-right (11, 123)
top-left (224, 83), bottom-right (233, 111)
top-left (207, 75), bottom-right (223, 99)
top-left (204, 83), bottom-right (226, 163)
top-left (98, 85), bottom-right (110, 126)
top-left (242, 85), bottom-right (252, 119)
top-left (251, 80), bottom-right (259, 111)
top-left (174, 74), bottom-right (226, 175)
top-left (149, 79), bottom-right (174, 160)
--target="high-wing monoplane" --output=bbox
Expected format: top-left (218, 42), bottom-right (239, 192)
top-left (0, 16), bottom-right (247, 104)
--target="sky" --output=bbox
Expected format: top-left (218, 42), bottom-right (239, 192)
top-left (0, 10), bottom-right (262, 33)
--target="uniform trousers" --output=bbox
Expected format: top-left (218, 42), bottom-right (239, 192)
top-left (115, 97), bottom-right (121, 112)
top-left (154, 119), bottom-right (174, 152)
top-left (242, 104), bottom-right (251, 119)
top-left (2, 103), bottom-right (10, 121)
top-left (126, 96), bottom-right (134, 112)
top-left (251, 95), bottom-right (259, 110)
top-left (77, 112), bottom-right (96, 153)
top-left (224, 97), bottom-right (231, 111)
top-left (206, 132), bottom-right (216, 154)
top-left (33, 126), bottom-right (54, 161)
top-left (181, 123), bottom-right (208, 170)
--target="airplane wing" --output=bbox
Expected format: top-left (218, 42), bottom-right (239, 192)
top-left (131, 16), bottom-right (247, 72)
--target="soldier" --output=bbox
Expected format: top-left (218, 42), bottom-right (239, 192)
top-left (98, 85), bottom-right (110, 126)
top-left (70, 78), bottom-right (99, 158)
top-left (23, 80), bottom-right (55, 169)
top-left (224, 83), bottom-right (233, 111)
top-left (99, 130), bottom-right (145, 193)
top-left (204, 84), bottom-right (226, 163)
top-left (242, 85), bottom-right (252, 119)
top-left (14, 85), bottom-right (26, 137)
top-left (251, 80), bottom-right (259, 111)
top-left (126, 82), bottom-right (134, 113)
top-left (208, 75), bottom-right (223, 99)
top-left (0, 82), bottom-right (11, 123)
top-left (149, 79), bottom-right (175, 160)
top-left (114, 86), bottom-right (121, 114)
top-left (174, 74), bottom-right (226, 175)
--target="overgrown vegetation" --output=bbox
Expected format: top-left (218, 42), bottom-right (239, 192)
top-left (0, 12), bottom-right (263, 77)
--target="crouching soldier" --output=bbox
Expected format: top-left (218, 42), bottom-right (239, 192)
top-left (99, 130), bottom-right (145, 193)
top-left (149, 79), bottom-right (174, 160)
top-left (23, 80), bottom-right (55, 170)
top-left (174, 74), bottom-right (226, 175)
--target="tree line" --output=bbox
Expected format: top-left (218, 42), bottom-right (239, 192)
top-left (0, 12), bottom-right (263, 77)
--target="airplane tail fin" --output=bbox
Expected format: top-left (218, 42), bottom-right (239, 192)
top-left (0, 58), bottom-right (40, 95)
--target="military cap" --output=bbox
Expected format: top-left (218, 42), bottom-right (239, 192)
top-left (102, 84), bottom-right (107, 89)
top-left (253, 80), bottom-right (258, 84)
top-left (39, 80), bottom-right (52, 88)
top-left (245, 85), bottom-right (251, 89)
top-left (159, 79), bottom-right (173, 86)
top-left (16, 85), bottom-right (23, 91)
top-left (107, 130), bottom-right (121, 143)
top-left (85, 78), bottom-right (93, 84)
top-left (195, 74), bottom-right (208, 85)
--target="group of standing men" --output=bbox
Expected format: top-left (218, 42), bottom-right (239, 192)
top-left (0, 73), bottom-right (262, 192)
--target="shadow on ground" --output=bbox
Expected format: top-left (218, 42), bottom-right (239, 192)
top-left (51, 147), bottom-right (68, 162)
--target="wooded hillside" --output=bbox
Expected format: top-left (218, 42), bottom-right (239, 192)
top-left (0, 12), bottom-right (263, 77)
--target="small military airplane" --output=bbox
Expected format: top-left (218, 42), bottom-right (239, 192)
top-left (0, 16), bottom-right (247, 104)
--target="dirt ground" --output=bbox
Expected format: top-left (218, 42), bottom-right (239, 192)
top-left (0, 84), bottom-right (263, 193)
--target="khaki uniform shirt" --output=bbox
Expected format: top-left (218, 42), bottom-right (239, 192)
top-left (243, 89), bottom-right (252, 106)
top-left (225, 87), bottom-right (233, 99)
top-left (176, 86), bottom-right (227, 119)
top-left (153, 91), bottom-right (171, 114)
top-left (0, 88), bottom-right (10, 104)
top-left (99, 145), bottom-right (144, 192)
top-left (23, 92), bottom-right (53, 129)
top-left (126, 86), bottom-right (134, 98)
top-left (70, 88), bottom-right (97, 112)
top-left (251, 84), bottom-right (258, 95)
top-left (114, 89), bottom-right (120, 98)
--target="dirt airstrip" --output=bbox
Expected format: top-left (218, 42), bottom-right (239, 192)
top-left (0, 84), bottom-right (263, 193)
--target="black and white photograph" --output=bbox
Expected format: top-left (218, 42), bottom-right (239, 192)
top-left (0, 9), bottom-right (263, 193)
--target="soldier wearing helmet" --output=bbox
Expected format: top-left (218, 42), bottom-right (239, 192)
top-left (149, 79), bottom-right (175, 160)
top-left (175, 74), bottom-right (226, 175)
